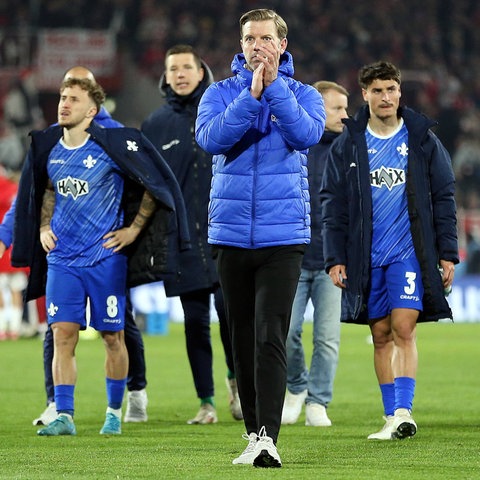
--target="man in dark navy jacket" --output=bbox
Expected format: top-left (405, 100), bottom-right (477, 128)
top-left (321, 61), bottom-right (458, 441)
top-left (142, 44), bottom-right (241, 425)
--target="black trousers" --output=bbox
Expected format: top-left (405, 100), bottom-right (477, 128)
top-left (44, 292), bottom-right (146, 403)
top-left (180, 285), bottom-right (234, 399)
top-left (214, 245), bottom-right (305, 442)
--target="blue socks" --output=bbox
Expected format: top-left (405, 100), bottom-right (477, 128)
top-left (379, 383), bottom-right (395, 417)
top-left (394, 376), bottom-right (416, 411)
top-left (106, 377), bottom-right (127, 409)
top-left (55, 384), bottom-right (75, 417)
top-left (380, 377), bottom-right (416, 415)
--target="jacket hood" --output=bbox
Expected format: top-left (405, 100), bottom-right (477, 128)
top-left (158, 59), bottom-right (214, 111)
top-left (231, 51), bottom-right (294, 81)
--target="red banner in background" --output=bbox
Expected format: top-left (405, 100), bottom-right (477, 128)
top-left (35, 29), bottom-right (121, 92)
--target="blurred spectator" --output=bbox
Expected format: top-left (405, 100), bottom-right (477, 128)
top-left (0, 171), bottom-right (28, 341)
top-left (0, 116), bottom-right (24, 173)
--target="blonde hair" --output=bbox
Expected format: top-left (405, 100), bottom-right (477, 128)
top-left (239, 9), bottom-right (288, 39)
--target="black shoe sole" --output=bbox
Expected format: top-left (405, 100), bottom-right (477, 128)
top-left (392, 421), bottom-right (417, 440)
top-left (253, 450), bottom-right (282, 468)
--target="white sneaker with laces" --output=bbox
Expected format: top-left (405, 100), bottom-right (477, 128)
top-left (186, 403), bottom-right (218, 424)
top-left (253, 426), bottom-right (282, 468)
top-left (124, 389), bottom-right (148, 423)
top-left (281, 389), bottom-right (307, 424)
top-left (32, 402), bottom-right (57, 426)
top-left (232, 432), bottom-right (257, 465)
top-left (392, 408), bottom-right (417, 439)
top-left (225, 377), bottom-right (243, 421)
top-left (367, 415), bottom-right (395, 440)
top-left (305, 403), bottom-right (332, 427)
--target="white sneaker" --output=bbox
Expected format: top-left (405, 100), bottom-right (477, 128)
top-left (392, 408), bottom-right (417, 439)
top-left (32, 402), bottom-right (57, 426)
top-left (186, 403), bottom-right (218, 424)
top-left (253, 426), bottom-right (282, 468)
top-left (367, 415), bottom-right (395, 440)
top-left (232, 432), bottom-right (257, 465)
top-left (225, 377), bottom-right (243, 421)
top-left (305, 403), bottom-right (332, 427)
top-left (281, 389), bottom-right (307, 424)
top-left (124, 389), bottom-right (148, 423)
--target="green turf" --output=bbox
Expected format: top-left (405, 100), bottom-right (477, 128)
top-left (0, 321), bottom-right (479, 479)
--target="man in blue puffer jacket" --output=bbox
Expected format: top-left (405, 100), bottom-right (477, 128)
top-left (196, 8), bottom-right (325, 468)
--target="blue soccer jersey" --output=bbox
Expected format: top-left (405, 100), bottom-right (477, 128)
top-left (367, 120), bottom-right (415, 267)
top-left (47, 136), bottom-right (124, 266)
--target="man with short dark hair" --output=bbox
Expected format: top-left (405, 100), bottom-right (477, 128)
top-left (321, 61), bottom-right (458, 440)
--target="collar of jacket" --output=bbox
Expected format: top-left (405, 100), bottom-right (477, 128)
top-left (343, 104), bottom-right (437, 139)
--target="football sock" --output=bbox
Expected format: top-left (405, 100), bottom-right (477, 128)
top-left (379, 382), bottom-right (395, 417)
top-left (55, 384), bottom-right (75, 417)
top-left (106, 377), bottom-right (127, 410)
top-left (201, 396), bottom-right (215, 407)
top-left (394, 376), bottom-right (416, 411)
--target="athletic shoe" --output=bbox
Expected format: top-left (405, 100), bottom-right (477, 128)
top-left (186, 403), bottom-right (218, 424)
top-left (367, 415), bottom-right (395, 440)
top-left (392, 408), bottom-right (417, 439)
top-left (100, 412), bottom-right (122, 435)
top-left (225, 377), bottom-right (243, 421)
top-left (253, 427), bottom-right (282, 468)
top-left (124, 389), bottom-right (148, 423)
top-left (281, 389), bottom-right (307, 424)
top-left (37, 414), bottom-right (76, 436)
top-left (32, 402), bottom-right (58, 426)
top-left (305, 403), bottom-right (332, 427)
top-left (232, 432), bottom-right (258, 465)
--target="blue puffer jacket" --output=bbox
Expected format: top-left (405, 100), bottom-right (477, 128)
top-left (195, 51), bottom-right (325, 248)
top-left (321, 105), bottom-right (459, 324)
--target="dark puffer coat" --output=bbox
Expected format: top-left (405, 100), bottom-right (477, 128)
top-left (321, 105), bottom-right (459, 324)
top-left (142, 61), bottom-right (218, 297)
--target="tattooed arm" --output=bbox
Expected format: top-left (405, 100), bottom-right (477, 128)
top-left (103, 190), bottom-right (157, 252)
top-left (39, 180), bottom-right (58, 253)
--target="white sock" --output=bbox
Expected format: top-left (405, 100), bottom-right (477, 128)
top-left (106, 407), bottom-right (122, 418)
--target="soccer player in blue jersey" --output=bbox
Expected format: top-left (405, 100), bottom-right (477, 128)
top-left (13, 76), bottom-right (190, 436)
top-left (321, 61), bottom-right (458, 440)
top-left (33, 78), bottom-right (156, 436)
top-left (30, 66), bottom-right (148, 427)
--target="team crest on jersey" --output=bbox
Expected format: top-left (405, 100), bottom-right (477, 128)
top-left (397, 142), bottom-right (409, 156)
top-left (57, 176), bottom-right (89, 200)
top-left (126, 140), bottom-right (139, 151)
top-left (83, 154), bottom-right (97, 169)
top-left (370, 166), bottom-right (405, 191)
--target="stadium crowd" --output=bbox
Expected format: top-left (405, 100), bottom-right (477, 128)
top-left (1, 0), bottom-right (480, 270)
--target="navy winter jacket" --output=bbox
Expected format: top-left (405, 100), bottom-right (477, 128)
top-left (142, 61), bottom-right (220, 297)
top-left (303, 130), bottom-right (339, 271)
top-left (195, 51), bottom-right (326, 248)
top-left (12, 121), bottom-right (190, 301)
top-left (321, 105), bottom-right (459, 323)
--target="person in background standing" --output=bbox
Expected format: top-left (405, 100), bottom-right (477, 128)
top-left (142, 44), bottom-right (241, 425)
top-left (282, 81), bottom-right (348, 428)
top-left (196, 9), bottom-right (325, 467)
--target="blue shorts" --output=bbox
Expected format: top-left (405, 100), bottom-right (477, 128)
top-left (368, 257), bottom-right (424, 320)
top-left (46, 255), bottom-right (127, 332)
